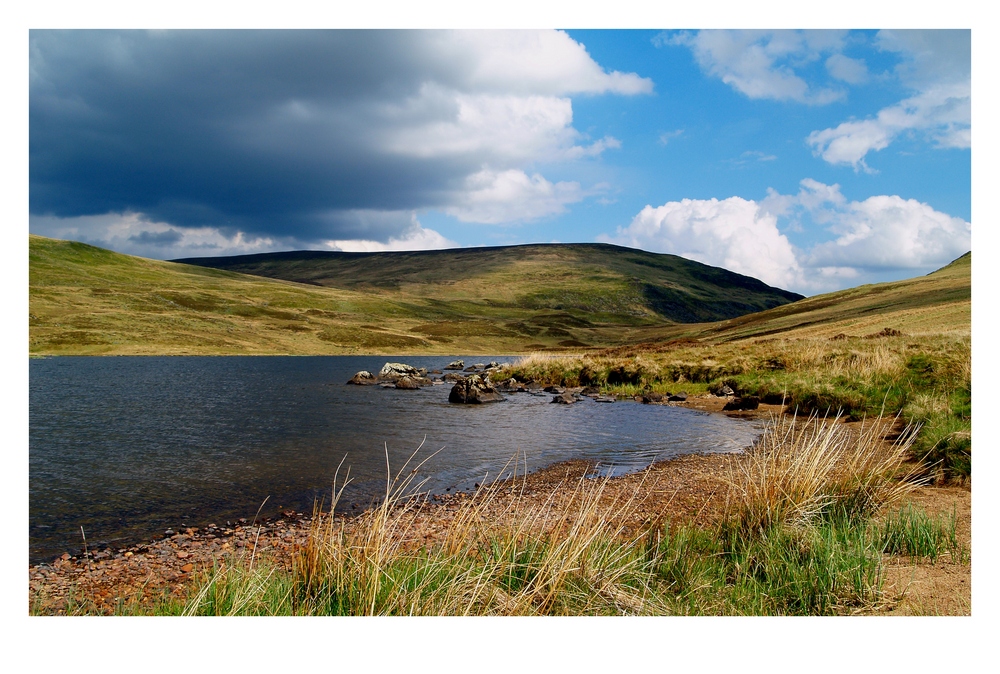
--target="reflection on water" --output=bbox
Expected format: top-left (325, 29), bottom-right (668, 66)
top-left (29, 356), bottom-right (761, 562)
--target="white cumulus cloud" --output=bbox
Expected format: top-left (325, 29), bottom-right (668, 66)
top-left (599, 196), bottom-right (804, 289)
top-left (444, 168), bottom-right (585, 224)
top-left (326, 217), bottom-right (456, 252)
top-left (799, 186), bottom-right (971, 270)
top-left (601, 179), bottom-right (970, 295)
top-left (807, 30), bottom-right (970, 170)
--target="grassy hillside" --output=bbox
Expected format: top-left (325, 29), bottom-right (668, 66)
top-left (174, 243), bottom-right (803, 324)
top-left (30, 236), bottom-right (802, 356)
top-left (624, 252), bottom-right (971, 346)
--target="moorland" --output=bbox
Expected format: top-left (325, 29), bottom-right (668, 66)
top-left (28, 235), bottom-right (971, 615)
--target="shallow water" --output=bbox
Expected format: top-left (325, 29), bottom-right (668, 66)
top-left (29, 356), bottom-right (761, 563)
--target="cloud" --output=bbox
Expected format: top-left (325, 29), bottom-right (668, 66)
top-left (443, 169), bottom-right (585, 224)
top-left (795, 183), bottom-right (971, 270)
top-left (601, 179), bottom-right (970, 294)
top-left (825, 53), bottom-right (869, 84)
top-left (807, 30), bottom-right (970, 169)
top-left (29, 30), bottom-right (651, 252)
top-left (29, 211), bottom-right (283, 260)
top-left (658, 129), bottom-right (684, 145)
top-left (326, 214), bottom-right (456, 252)
top-left (30, 209), bottom-right (457, 259)
top-left (598, 196), bottom-right (804, 289)
top-left (664, 30), bottom-right (848, 104)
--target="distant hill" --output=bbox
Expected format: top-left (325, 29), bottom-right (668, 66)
top-left (174, 243), bottom-right (804, 324)
top-left (39, 236), bottom-right (968, 357)
top-left (30, 236), bottom-right (804, 355)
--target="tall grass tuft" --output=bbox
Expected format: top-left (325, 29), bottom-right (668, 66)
top-left (724, 413), bottom-right (922, 536)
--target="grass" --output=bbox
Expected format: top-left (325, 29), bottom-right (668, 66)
top-left (60, 413), bottom-right (950, 617)
top-left (29, 235), bottom-right (807, 356)
top-left (506, 333), bottom-right (971, 482)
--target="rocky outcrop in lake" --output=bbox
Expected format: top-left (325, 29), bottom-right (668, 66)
top-left (379, 362), bottom-right (427, 381)
top-left (346, 370), bottom-right (378, 385)
top-left (448, 374), bottom-right (505, 404)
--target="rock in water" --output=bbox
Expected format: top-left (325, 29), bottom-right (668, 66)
top-left (379, 362), bottom-right (420, 381)
top-left (444, 360), bottom-right (465, 370)
top-left (449, 374), bottom-right (505, 404)
top-left (346, 371), bottom-right (378, 385)
top-left (394, 376), bottom-right (424, 390)
top-left (551, 392), bottom-right (578, 404)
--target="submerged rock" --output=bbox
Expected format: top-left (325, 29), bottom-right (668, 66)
top-left (346, 371), bottom-right (378, 385)
top-left (448, 374), bottom-right (505, 404)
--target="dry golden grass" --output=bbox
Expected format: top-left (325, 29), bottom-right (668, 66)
top-left (725, 413), bottom-right (922, 535)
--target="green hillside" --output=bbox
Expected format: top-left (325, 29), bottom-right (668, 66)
top-left (174, 243), bottom-right (803, 324)
top-left (30, 235), bottom-right (802, 356)
top-left (697, 251), bottom-right (971, 342)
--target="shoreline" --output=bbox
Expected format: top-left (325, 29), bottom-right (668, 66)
top-left (28, 395), bottom-right (773, 614)
top-left (28, 397), bottom-right (970, 615)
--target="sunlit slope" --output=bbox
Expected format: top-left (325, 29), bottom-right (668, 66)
top-left (34, 236), bottom-right (957, 356)
top-left (690, 252), bottom-right (971, 342)
top-left (32, 236), bottom-right (799, 355)
top-left (175, 243), bottom-right (804, 324)
top-left (29, 235), bottom-right (429, 354)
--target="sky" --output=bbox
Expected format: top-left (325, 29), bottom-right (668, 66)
top-left (29, 29), bottom-right (971, 295)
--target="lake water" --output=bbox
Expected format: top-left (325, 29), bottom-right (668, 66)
top-left (29, 356), bottom-right (761, 563)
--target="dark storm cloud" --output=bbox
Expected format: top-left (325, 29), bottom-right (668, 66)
top-left (29, 31), bottom-right (535, 242)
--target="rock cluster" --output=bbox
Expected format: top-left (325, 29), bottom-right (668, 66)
top-left (448, 373), bottom-right (505, 404)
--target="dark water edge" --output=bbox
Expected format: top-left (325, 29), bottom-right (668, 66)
top-left (29, 355), bottom-right (762, 564)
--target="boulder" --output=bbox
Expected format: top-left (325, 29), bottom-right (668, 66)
top-left (443, 372), bottom-right (466, 382)
top-left (346, 370), bottom-right (378, 385)
top-left (395, 376), bottom-right (431, 390)
top-left (379, 362), bottom-right (420, 381)
top-left (463, 366), bottom-right (478, 372)
top-left (543, 385), bottom-right (565, 394)
top-left (593, 396), bottom-right (616, 403)
top-left (486, 361), bottom-right (502, 370)
top-left (668, 392), bottom-right (688, 402)
top-left (715, 385), bottom-right (735, 397)
top-left (641, 392), bottom-right (664, 404)
top-left (444, 360), bottom-right (465, 370)
top-left (448, 374), bottom-right (505, 404)
top-left (495, 378), bottom-right (525, 392)
top-left (551, 392), bottom-right (578, 404)
top-left (723, 396), bottom-right (760, 411)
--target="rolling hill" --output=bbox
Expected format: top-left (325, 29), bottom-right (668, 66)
top-left (30, 236), bottom-right (803, 355)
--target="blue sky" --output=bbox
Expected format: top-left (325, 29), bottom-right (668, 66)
top-left (29, 29), bottom-right (971, 295)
